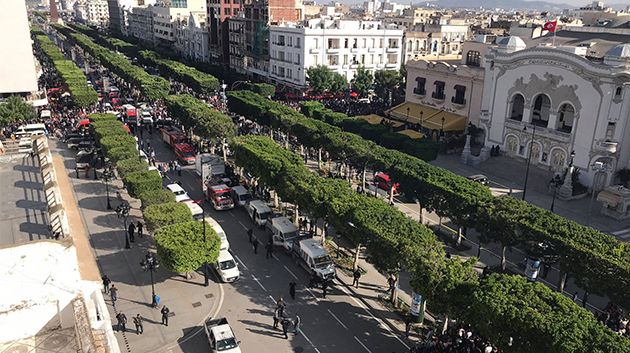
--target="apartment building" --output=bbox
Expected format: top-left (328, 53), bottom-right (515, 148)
top-left (174, 12), bottom-right (209, 62)
top-left (152, 0), bottom-right (206, 48)
top-left (268, 18), bottom-right (403, 89)
top-left (85, 0), bottom-right (110, 27)
top-left (128, 5), bottom-right (155, 45)
top-left (228, 14), bottom-right (247, 72)
top-left (207, 0), bottom-right (242, 63)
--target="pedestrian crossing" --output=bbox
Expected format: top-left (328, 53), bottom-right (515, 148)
top-left (610, 228), bottom-right (630, 242)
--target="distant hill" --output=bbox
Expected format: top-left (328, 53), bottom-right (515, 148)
top-left (417, 0), bottom-right (573, 11)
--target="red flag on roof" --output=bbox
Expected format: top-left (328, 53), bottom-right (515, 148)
top-left (543, 20), bottom-right (557, 33)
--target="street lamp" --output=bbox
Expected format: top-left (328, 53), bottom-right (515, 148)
top-left (221, 81), bottom-right (228, 103)
top-left (587, 160), bottom-right (611, 225)
top-left (102, 166), bottom-right (113, 210)
top-left (549, 175), bottom-right (562, 212)
top-left (115, 202), bottom-right (131, 249)
top-left (522, 125), bottom-right (537, 201)
top-left (140, 252), bottom-right (160, 307)
top-left (419, 111), bottom-right (424, 131)
top-left (199, 155), bottom-right (213, 287)
top-left (406, 106), bottom-right (410, 122)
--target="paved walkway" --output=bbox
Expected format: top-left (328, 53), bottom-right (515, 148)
top-left (52, 140), bottom-right (223, 353)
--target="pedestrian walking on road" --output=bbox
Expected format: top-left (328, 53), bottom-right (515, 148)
top-left (176, 162), bottom-right (182, 176)
top-left (276, 297), bottom-right (286, 317)
top-left (133, 314), bottom-right (143, 335)
top-left (102, 275), bottom-right (111, 294)
top-left (387, 274), bottom-right (395, 294)
top-left (110, 285), bottom-right (118, 307)
top-left (281, 318), bottom-right (290, 339)
top-left (161, 305), bottom-right (170, 326)
top-left (582, 291), bottom-right (589, 308)
top-left (289, 281), bottom-right (296, 300)
top-left (137, 221), bottom-right (144, 238)
top-left (247, 228), bottom-right (253, 243)
top-left (273, 307), bottom-right (281, 329)
top-left (265, 241), bottom-right (273, 259)
top-left (352, 269), bottom-right (362, 288)
top-left (252, 237), bottom-right (259, 254)
top-left (572, 291), bottom-right (579, 302)
top-left (128, 222), bottom-right (136, 243)
top-left (293, 313), bottom-right (301, 334)
top-left (116, 312), bottom-right (127, 332)
top-left (322, 281), bottom-right (328, 298)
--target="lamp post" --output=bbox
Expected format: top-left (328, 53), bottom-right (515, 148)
top-left (115, 202), bottom-right (131, 249)
top-left (439, 116), bottom-right (445, 142)
top-left (549, 175), bottom-right (562, 212)
top-left (102, 166), bottom-right (113, 210)
top-left (522, 125), bottom-right (536, 201)
top-left (140, 252), bottom-right (160, 307)
top-left (419, 111), bottom-right (424, 131)
top-left (587, 161), bottom-right (610, 225)
top-left (406, 106), bottom-right (410, 122)
top-left (200, 155), bottom-right (211, 287)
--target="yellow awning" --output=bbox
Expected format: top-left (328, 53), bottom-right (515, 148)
top-left (397, 129), bottom-right (425, 139)
top-left (387, 101), bottom-right (467, 132)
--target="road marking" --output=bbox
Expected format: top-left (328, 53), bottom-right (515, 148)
top-left (337, 284), bottom-right (410, 350)
top-left (283, 265), bottom-right (299, 280)
top-left (268, 295), bottom-right (276, 303)
top-left (611, 228), bottom-right (630, 240)
top-left (305, 287), bottom-right (321, 302)
top-left (251, 275), bottom-right (267, 292)
top-left (327, 309), bottom-right (348, 330)
top-left (354, 336), bottom-right (373, 353)
top-left (233, 254), bottom-right (249, 271)
top-left (228, 212), bottom-right (249, 229)
top-left (299, 329), bottom-right (322, 353)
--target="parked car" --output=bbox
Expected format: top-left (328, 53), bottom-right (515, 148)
top-left (166, 183), bottom-right (191, 202)
top-left (212, 250), bottom-right (240, 283)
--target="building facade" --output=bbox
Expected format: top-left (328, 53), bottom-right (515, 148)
top-left (207, 0), bottom-right (242, 63)
top-left (480, 38), bottom-right (630, 186)
top-left (85, 0), bottom-right (110, 27)
top-left (174, 12), bottom-right (209, 62)
top-left (152, 0), bottom-right (207, 48)
top-left (228, 14), bottom-right (247, 72)
top-left (268, 18), bottom-right (403, 89)
top-left (128, 5), bottom-right (155, 45)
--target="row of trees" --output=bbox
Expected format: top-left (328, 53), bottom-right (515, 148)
top-left (226, 90), bottom-right (630, 311)
top-left (0, 96), bottom-right (37, 127)
top-left (91, 113), bottom-right (221, 276)
top-left (66, 24), bottom-right (221, 95)
top-left (305, 65), bottom-right (404, 97)
top-left (52, 25), bottom-right (171, 100)
top-left (32, 30), bottom-right (98, 108)
top-left (230, 135), bottom-right (630, 353)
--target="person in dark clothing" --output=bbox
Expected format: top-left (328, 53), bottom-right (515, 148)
top-left (252, 237), bottom-right (259, 254)
top-left (128, 222), bottom-right (135, 242)
top-left (582, 291), bottom-right (589, 308)
top-left (116, 312), bottom-right (127, 332)
top-left (281, 318), bottom-right (290, 339)
top-left (265, 241), bottom-right (273, 259)
top-left (322, 280), bottom-right (328, 298)
top-left (161, 305), bottom-right (170, 326)
top-left (247, 228), bottom-right (253, 243)
top-left (273, 307), bottom-right (281, 329)
top-left (133, 314), bottom-right (143, 335)
top-left (276, 297), bottom-right (286, 317)
top-left (102, 275), bottom-right (111, 294)
top-left (352, 269), bottom-right (361, 288)
top-left (136, 221), bottom-right (143, 238)
top-left (289, 281), bottom-right (296, 300)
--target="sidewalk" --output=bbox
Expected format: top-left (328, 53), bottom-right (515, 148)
top-left (52, 141), bottom-right (223, 353)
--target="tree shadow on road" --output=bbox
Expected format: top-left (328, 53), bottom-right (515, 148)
top-left (14, 180), bottom-right (43, 190)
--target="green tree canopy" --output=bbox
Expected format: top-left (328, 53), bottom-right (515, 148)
top-left (155, 221), bottom-right (221, 274)
top-left (0, 96), bottom-right (36, 126)
top-left (330, 72), bottom-right (348, 95)
top-left (374, 69), bottom-right (403, 98)
top-left (306, 65), bottom-right (333, 93)
top-left (143, 202), bottom-right (192, 231)
top-left (351, 66), bottom-right (373, 97)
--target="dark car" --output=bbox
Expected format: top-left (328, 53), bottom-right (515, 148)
top-left (77, 140), bottom-right (96, 151)
top-left (467, 174), bottom-right (489, 185)
top-left (75, 151), bottom-right (96, 170)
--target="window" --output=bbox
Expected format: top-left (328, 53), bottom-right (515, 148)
top-left (296, 37), bottom-right (301, 48)
top-left (466, 50), bottom-right (481, 67)
top-left (224, 8), bottom-right (231, 15)
top-left (452, 85), bottom-right (466, 105)
top-left (362, 38), bottom-right (367, 48)
top-left (223, 0), bottom-right (229, 3)
top-left (314, 38), bottom-right (318, 48)
top-left (606, 122), bottom-right (616, 140)
top-left (531, 94), bottom-right (551, 127)
top-left (615, 86), bottom-right (622, 97)
top-left (353, 38), bottom-right (358, 49)
top-left (313, 55), bottom-right (318, 65)
top-left (343, 54), bottom-right (348, 65)
top-left (414, 77), bottom-right (426, 95)
top-left (557, 103), bottom-right (575, 133)
top-left (295, 54), bottom-right (300, 65)
top-left (510, 94), bottom-right (524, 121)
top-left (287, 69), bottom-right (293, 79)
top-left (407, 40), bottom-right (412, 52)
top-left (361, 54), bottom-right (365, 64)
top-left (344, 38), bottom-right (349, 48)
top-left (432, 81), bottom-right (445, 100)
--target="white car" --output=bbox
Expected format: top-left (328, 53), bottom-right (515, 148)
top-left (141, 111), bottom-right (154, 124)
top-left (166, 183), bottom-right (191, 202)
top-left (213, 250), bottom-right (239, 283)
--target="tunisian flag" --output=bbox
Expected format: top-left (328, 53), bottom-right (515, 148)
top-left (543, 20), bottom-right (557, 33)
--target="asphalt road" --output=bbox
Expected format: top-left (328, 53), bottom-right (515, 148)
top-left (143, 130), bottom-right (410, 353)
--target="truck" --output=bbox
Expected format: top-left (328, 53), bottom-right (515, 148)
top-left (123, 104), bottom-right (137, 124)
top-left (291, 238), bottom-right (336, 282)
top-left (160, 126), bottom-right (187, 148)
top-left (196, 153), bottom-right (225, 178)
top-left (266, 216), bottom-right (302, 251)
top-left (204, 318), bottom-right (241, 353)
top-left (207, 184), bottom-right (234, 211)
top-left (174, 143), bottom-right (196, 165)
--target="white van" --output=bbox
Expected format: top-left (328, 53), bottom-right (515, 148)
top-left (266, 216), bottom-right (300, 251)
top-left (291, 238), bottom-right (336, 282)
top-left (206, 217), bottom-right (229, 251)
top-left (14, 123), bottom-right (47, 138)
top-left (247, 200), bottom-right (272, 227)
top-left (166, 183), bottom-right (191, 202)
top-left (213, 250), bottom-right (240, 283)
top-left (232, 186), bottom-right (252, 207)
top-left (182, 200), bottom-right (204, 221)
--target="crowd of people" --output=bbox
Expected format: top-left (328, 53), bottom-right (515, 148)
top-left (411, 325), bottom-right (503, 353)
top-left (598, 302), bottom-right (630, 338)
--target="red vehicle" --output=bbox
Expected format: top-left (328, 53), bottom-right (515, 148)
top-left (160, 126), bottom-right (187, 148)
top-left (375, 172), bottom-right (399, 194)
top-left (173, 143), bottom-right (196, 165)
top-left (206, 184), bottom-right (234, 211)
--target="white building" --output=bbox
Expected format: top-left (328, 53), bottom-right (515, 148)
top-left (151, 0), bottom-right (206, 47)
top-left (480, 36), bottom-right (630, 187)
top-left (85, 0), bottom-right (109, 27)
top-left (174, 12), bottom-right (209, 62)
top-left (0, 0), bottom-right (39, 97)
top-left (269, 18), bottom-right (404, 89)
top-left (128, 5), bottom-right (155, 45)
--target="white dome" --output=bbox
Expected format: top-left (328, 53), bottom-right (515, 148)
top-left (497, 36), bottom-right (527, 52)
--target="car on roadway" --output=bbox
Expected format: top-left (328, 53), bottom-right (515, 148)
top-left (212, 250), bottom-right (240, 283)
top-left (246, 200), bottom-right (272, 228)
top-left (467, 174), bottom-right (489, 185)
top-left (204, 318), bottom-right (241, 353)
top-left (166, 183), bottom-right (192, 202)
top-left (206, 216), bottom-right (230, 251)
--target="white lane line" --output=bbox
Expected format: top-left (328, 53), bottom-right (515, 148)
top-left (354, 336), bottom-right (373, 353)
top-left (227, 211), bottom-right (249, 229)
top-left (269, 295), bottom-right (277, 303)
top-left (299, 329), bottom-right (322, 353)
top-left (232, 254), bottom-right (249, 271)
top-left (251, 275), bottom-right (267, 292)
top-left (283, 265), bottom-right (299, 280)
top-left (337, 284), bottom-right (410, 350)
top-left (327, 309), bottom-right (348, 330)
top-left (305, 287), bottom-right (321, 302)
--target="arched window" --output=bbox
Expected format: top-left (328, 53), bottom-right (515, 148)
top-left (407, 40), bottom-right (412, 52)
top-left (509, 94), bottom-right (524, 121)
top-left (557, 103), bottom-right (575, 133)
top-left (615, 86), bottom-right (622, 97)
top-left (531, 94), bottom-right (551, 127)
top-left (466, 50), bottom-right (481, 67)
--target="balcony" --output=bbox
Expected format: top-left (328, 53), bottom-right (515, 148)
top-left (327, 47), bottom-right (341, 53)
top-left (595, 140), bottom-right (618, 154)
top-left (451, 96), bottom-right (466, 107)
top-left (413, 88), bottom-right (426, 96)
top-left (385, 63), bottom-right (397, 68)
top-left (386, 47), bottom-right (398, 53)
top-left (309, 48), bottom-right (320, 54)
top-left (368, 47), bottom-right (376, 52)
